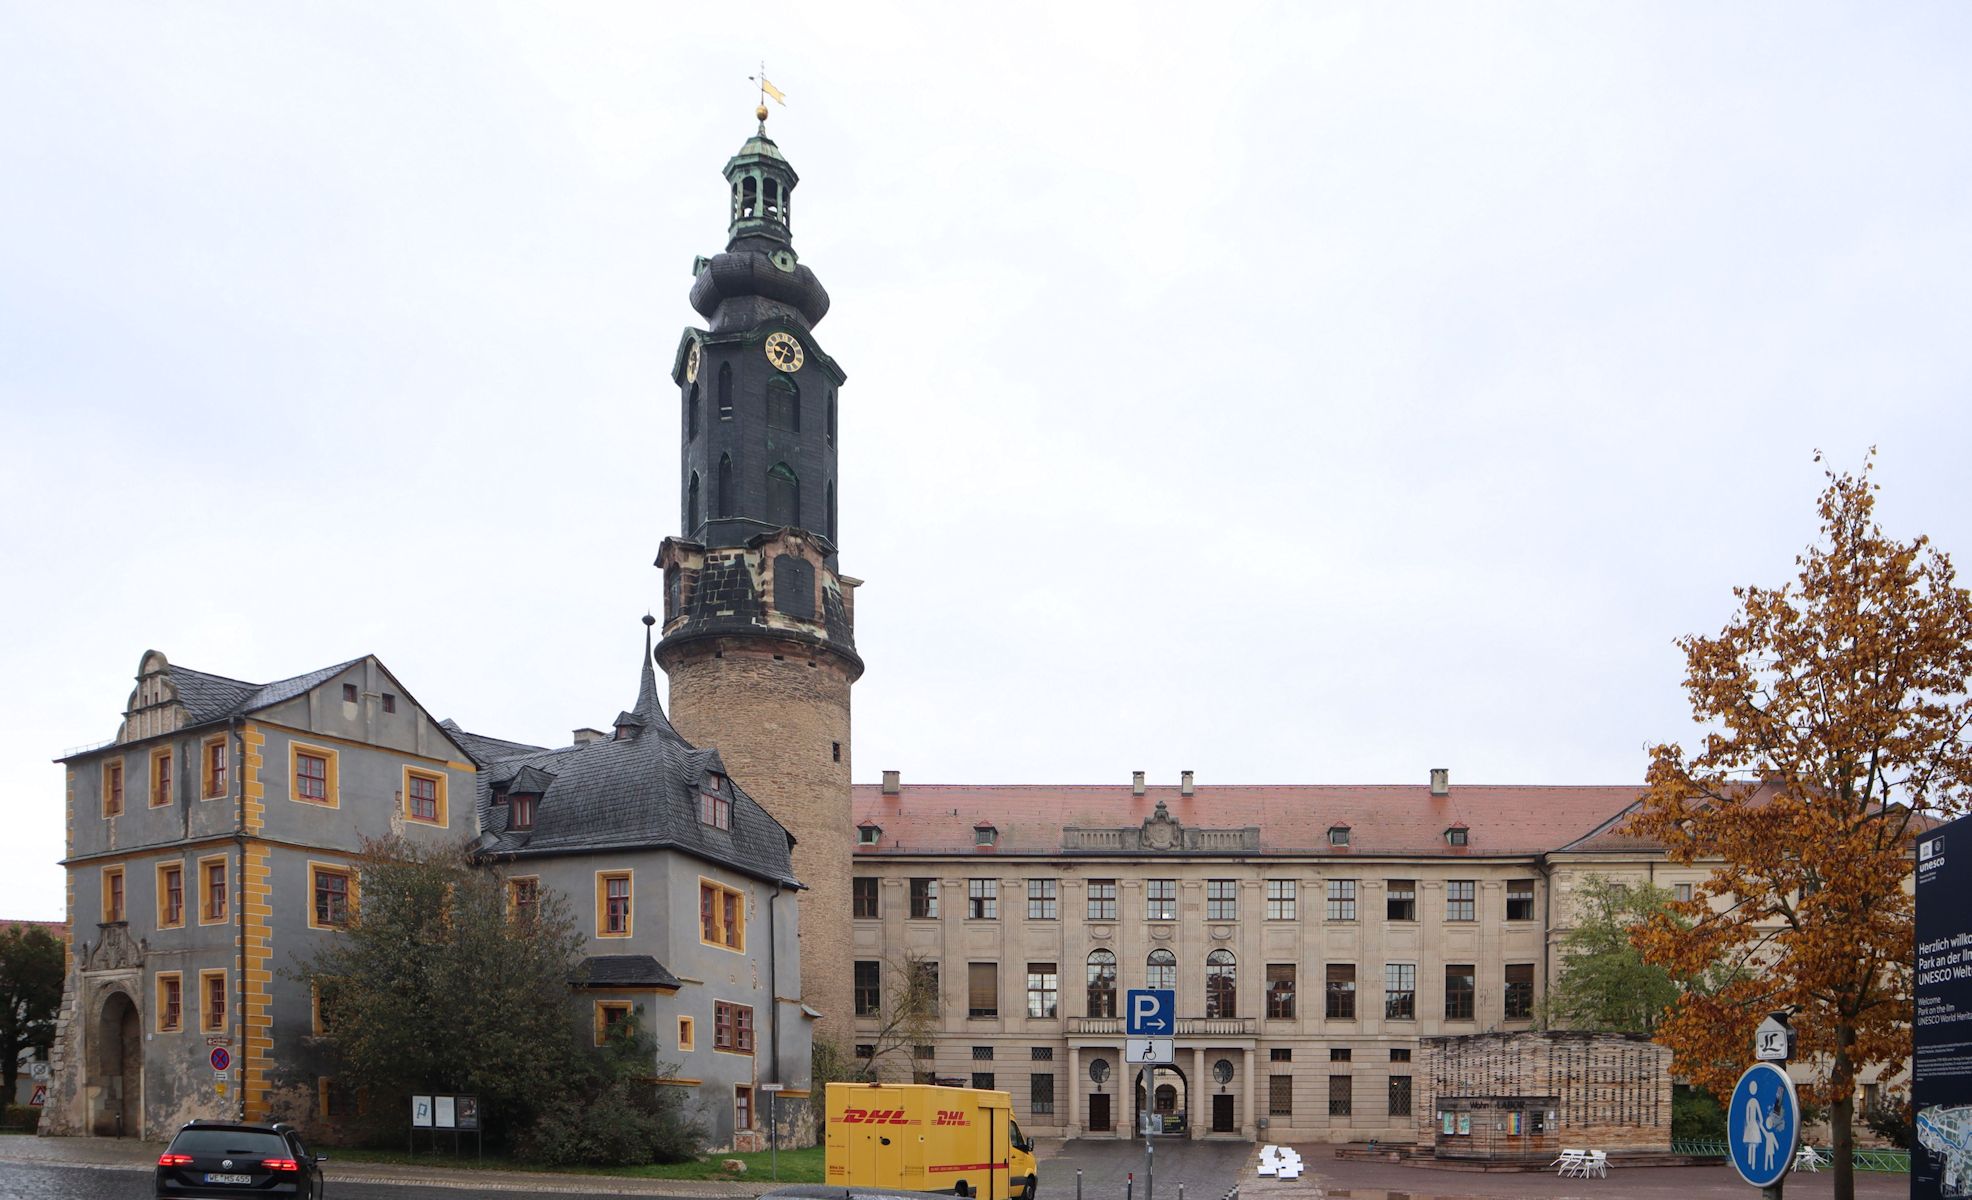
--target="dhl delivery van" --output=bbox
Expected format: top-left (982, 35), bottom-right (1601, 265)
top-left (825, 1082), bottom-right (1039, 1200)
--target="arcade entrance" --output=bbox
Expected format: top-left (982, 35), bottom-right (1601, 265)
top-left (1132, 1063), bottom-right (1189, 1136)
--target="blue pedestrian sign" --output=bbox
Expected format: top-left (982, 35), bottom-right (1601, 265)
top-left (1126, 988), bottom-right (1175, 1036)
top-left (1726, 1060), bottom-right (1800, 1188)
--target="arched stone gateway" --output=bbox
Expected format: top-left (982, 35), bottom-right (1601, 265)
top-left (1133, 1062), bottom-right (1189, 1137)
top-left (90, 989), bottom-right (141, 1137)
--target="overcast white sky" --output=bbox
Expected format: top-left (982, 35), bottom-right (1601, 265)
top-left (3, 2), bottom-right (1969, 920)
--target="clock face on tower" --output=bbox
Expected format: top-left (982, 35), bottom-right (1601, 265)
top-left (685, 340), bottom-right (700, 383)
top-left (764, 332), bottom-right (804, 373)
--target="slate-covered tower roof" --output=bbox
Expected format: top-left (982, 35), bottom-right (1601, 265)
top-left (653, 111), bottom-right (863, 1040)
top-left (468, 621), bottom-right (799, 888)
top-left (672, 119), bottom-right (843, 563)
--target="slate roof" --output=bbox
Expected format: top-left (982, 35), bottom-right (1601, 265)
top-left (438, 721), bottom-right (549, 765)
top-left (462, 635), bottom-right (800, 888)
top-left (168, 660), bottom-right (365, 726)
top-left (851, 782), bottom-right (1655, 857)
top-left (574, 954), bottom-right (682, 990)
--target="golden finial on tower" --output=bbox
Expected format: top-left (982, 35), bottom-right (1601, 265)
top-left (748, 62), bottom-right (785, 132)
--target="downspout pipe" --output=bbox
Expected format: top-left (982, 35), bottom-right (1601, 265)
top-left (230, 715), bottom-right (245, 1121)
top-left (769, 882), bottom-right (782, 1086)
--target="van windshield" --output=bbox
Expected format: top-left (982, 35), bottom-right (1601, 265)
top-left (1008, 1120), bottom-right (1026, 1150)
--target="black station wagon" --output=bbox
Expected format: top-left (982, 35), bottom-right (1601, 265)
top-left (155, 1120), bottom-right (327, 1199)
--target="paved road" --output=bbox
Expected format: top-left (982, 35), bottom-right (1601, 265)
top-left (0, 1158), bottom-right (732, 1200)
top-left (1045, 1138), bottom-right (1251, 1200)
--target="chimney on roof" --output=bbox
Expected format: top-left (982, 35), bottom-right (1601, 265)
top-left (1430, 767), bottom-right (1450, 796)
top-left (1132, 770), bottom-right (1146, 796)
top-left (881, 769), bottom-right (901, 795)
top-left (573, 727), bottom-right (607, 745)
top-left (1180, 770), bottom-right (1195, 796)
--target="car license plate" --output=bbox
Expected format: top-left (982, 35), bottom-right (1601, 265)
top-left (204, 1173), bottom-right (253, 1184)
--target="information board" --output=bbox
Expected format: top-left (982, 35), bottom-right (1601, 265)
top-left (1914, 812), bottom-right (1972, 1199)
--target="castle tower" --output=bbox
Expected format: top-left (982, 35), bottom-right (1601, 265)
top-left (656, 114), bottom-right (863, 1045)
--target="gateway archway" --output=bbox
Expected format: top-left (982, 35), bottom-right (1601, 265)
top-left (91, 989), bottom-right (141, 1137)
top-left (1132, 1062), bottom-right (1188, 1136)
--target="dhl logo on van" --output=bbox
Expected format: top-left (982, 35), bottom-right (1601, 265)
top-left (840, 1107), bottom-right (911, 1125)
top-left (933, 1110), bottom-right (971, 1126)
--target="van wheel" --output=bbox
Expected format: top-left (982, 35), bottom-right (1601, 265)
top-left (953, 1183), bottom-right (970, 1198)
top-left (1024, 1176), bottom-right (1039, 1199)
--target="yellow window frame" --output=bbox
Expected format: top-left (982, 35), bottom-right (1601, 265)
top-left (198, 853), bottom-right (230, 925)
top-left (595, 870), bottom-right (634, 938)
top-left (155, 859), bottom-right (186, 930)
top-left (698, 877), bottom-right (746, 953)
top-left (155, 971), bottom-right (184, 1034)
top-left (199, 968), bottom-right (228, 1032)
top-left (402, 765), bottom-right (448, 827)
top-left (289, 741), bottom-right (340, 807)
top-left (307, 861), bottom-right (357, 931)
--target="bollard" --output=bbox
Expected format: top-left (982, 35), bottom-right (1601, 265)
top-left (1126, 1172), bottom-right (1134, 1200)
top-left (1076, 1169), bottom-right (1083, 1200)
top-left (1179, 1185), bottom-right (1185, 1200)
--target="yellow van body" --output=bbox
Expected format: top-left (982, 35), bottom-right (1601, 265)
top-left (825, 1082), bottom-right (1039, 1200)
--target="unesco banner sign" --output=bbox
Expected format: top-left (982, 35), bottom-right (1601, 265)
top-left (1914, 812), bottom-right (1972, 1198)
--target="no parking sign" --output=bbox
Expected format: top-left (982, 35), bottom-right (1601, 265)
top-left (210, 1046), bottom-right (231, 1074)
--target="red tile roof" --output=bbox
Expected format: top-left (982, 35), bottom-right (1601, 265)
top-left (851, 783), bottom-right (1649, 857)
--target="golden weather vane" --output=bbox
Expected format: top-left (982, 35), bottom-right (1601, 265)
top-left (748, 62), bottom-right (786, 128)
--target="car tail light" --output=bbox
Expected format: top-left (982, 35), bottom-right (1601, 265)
top-left (158, 1153), bottom-right (195, 1166)
top-left (261, 1157), bottom-right (300, 1171)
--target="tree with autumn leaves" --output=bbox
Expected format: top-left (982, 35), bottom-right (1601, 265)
top-left (1628, 455), bottom-right (1972, 1200)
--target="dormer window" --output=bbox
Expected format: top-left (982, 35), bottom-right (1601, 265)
top-left (701, 772), bottom-right (731, 831)
top-left (1328, 824), bottom-right (1351, 847)
top-left (858, 823), bottom-right (882, 846)
top-left (974, 823), bottom-right (998, 848)
top-left (511, 793), bottom-right (536, 832)
top-left (1444, 825), bottom-right (1469, 847)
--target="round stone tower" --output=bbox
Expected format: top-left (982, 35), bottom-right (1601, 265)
top-left (655, 114), bottom-right (863, 1047)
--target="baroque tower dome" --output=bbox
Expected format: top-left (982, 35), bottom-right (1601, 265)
top-left (655, 118), bottom-right (863, 1046)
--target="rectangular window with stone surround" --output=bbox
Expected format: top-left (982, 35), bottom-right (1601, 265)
top-left (1206, 879), bottom-right (1237, 920)
top-left (1146, 879), bottom-right (1176, 921)
top-left (1027, 878), bottom-right (1057, 920)
top-left (1264, 878), bottom-right (1296, 920)
top-left (1087, 879), bottom-right (1117, 920)
top-left (1446, 880), bottom-right (1476, 922)
top-left (910, 878), bottom-right (939, 919)
top-left (968, 879), bottom-right (997, 920)
top-left (1327, 879), bottom-right (1357, 921)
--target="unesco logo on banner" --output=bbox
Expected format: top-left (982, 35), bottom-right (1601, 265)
top-left (1919, 836), bottom-right (1945, 879)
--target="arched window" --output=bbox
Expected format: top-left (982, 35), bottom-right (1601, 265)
top-left (1146, 948), bottom-right (1176, 992)
top-left (767, 462), bottom-right (799, 528)
top-left (1086, 949), bottom-right (1117, 1018)
top-left (718, 363), bottom-right (733, 420)
top-left (767, 377), bottom-right (800, 431)
top-left (764, 177), bottom-right (781, 222)
top-left (688, 382), bottom-right (699, 440)
top-left (740, 176), bottom-right (757, 219)
top-left (827, 390), bottom-right (836, 446)
top-left (826, 481), bottom-right (836, 541)
top-left (687, 472), bottom-right (700, 531)
top-left (1206, 949), bottom-right (1237, 1019)
top-left (1154, 1084), bottom-right (1177, 1114)
top-left (716, 454), bottom-right (734, 518)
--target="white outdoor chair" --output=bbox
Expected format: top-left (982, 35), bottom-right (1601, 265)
top-left (1278, 1163), bottom-right (1303, 1181)
top-left (1552, 1148), bottom-right (1587, 1176)
top-left (1585, 1150), bottom-right (1609, 1178)
top-left (1795, 1145), bottom-right (1824, 1172)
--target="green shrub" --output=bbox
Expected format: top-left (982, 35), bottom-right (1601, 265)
top-left (1672, 1084), bottom-right (1726, 1142)
top-left (1, 1104), bottom-right (41, 1132)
